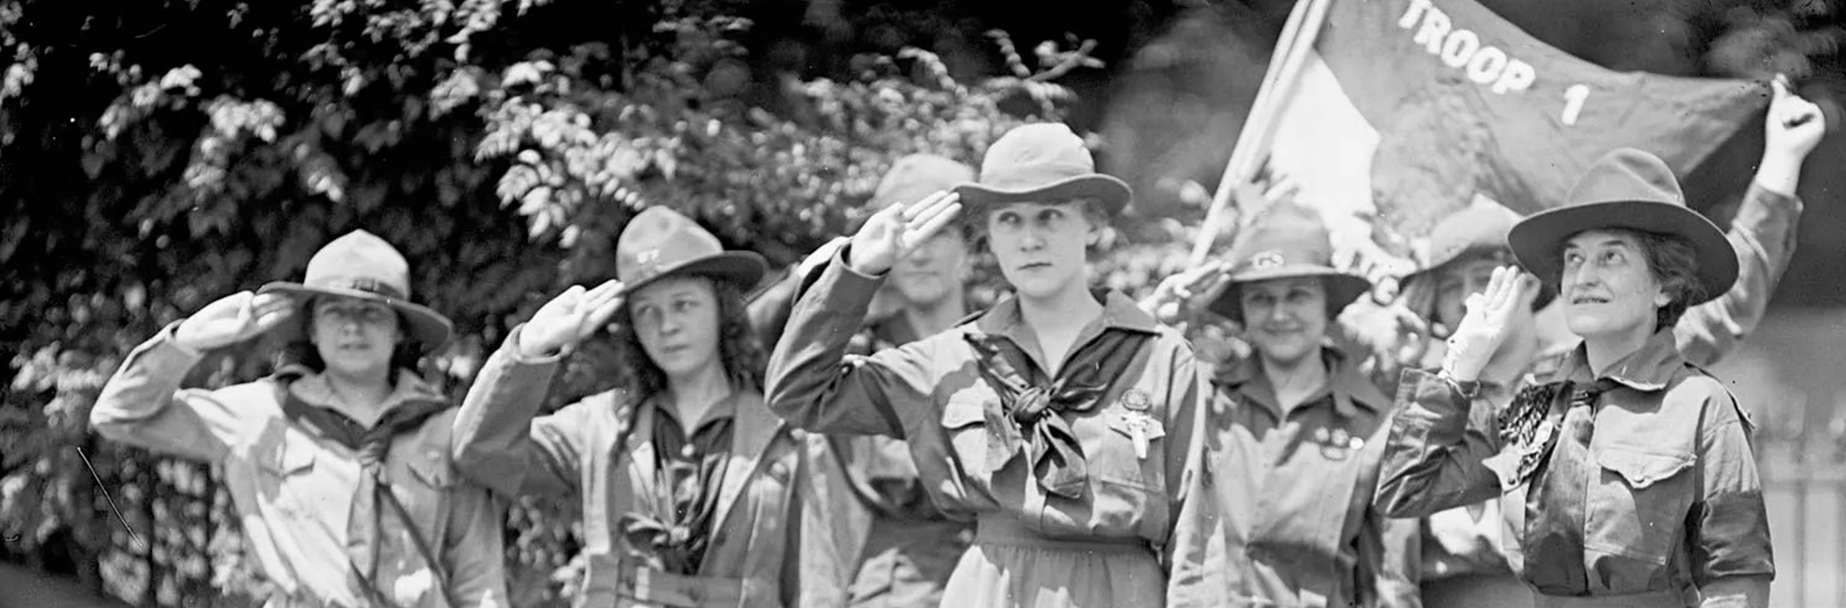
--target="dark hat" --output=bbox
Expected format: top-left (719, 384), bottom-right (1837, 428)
top-left (1508, 148), bottom-right (1736, 304)
top-left (616, 206), bottom-right (768, 295)
top-left (952, 123), bottom-right (1131, 215)
top-left (1402, 194), bottom-right (1555, 317)
top-left (1207, 200), bottom-right (1372, 320)
top-left (870, 154), bottom-right (976, 211)
top-left (259, 229), bottom-right (454, 350)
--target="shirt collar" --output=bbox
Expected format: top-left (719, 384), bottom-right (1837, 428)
top-left (970, 289), bottom-right (1160, 338)
top-left (292, 369), bottom-right (447, 414)
top-left (1544, 329), bottom-right (1686, 392)
top-left (1217, 346), bottom-right (1387, 419)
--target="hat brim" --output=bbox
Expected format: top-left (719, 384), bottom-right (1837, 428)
top-left (1508, 201), bottom-right (1736, 305)
top-left (257, 282), bottom-right (455, 350)
top-left (952, 174), bottom-right (1132, 216)
top-left (623, 251), bottom-right (770, 298)
top-left (1206, 265), bottom-right (1373, 321)
top-left (1401, 247), bottom-right (1558, 315)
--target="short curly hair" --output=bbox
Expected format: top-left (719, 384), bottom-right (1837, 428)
top-left (1551, 228), bottom-right (1707, 332)
top-left (610, 275), bottom-right (765, 398)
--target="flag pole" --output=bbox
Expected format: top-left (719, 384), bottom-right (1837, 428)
top-left (1188, 0), bottom-right (1335, 267)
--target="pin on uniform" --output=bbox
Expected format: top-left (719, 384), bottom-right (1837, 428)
top-left (1111, 389), bottom-right (1165, 459)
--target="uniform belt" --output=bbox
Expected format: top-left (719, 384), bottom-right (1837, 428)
top-left (613, 562), bottom-right (746, 607)
top-left (973, 515), bottom-right (1150, 554)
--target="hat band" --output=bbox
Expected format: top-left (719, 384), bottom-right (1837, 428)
top-left (979, 163), bottom-right (1095, 193)
top-left (306, 276), bottom-right (410, 301)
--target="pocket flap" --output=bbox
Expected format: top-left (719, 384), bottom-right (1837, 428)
top-left (1595, 447), bottom-right (1693, 489)
top-left (260, 433), bottom-right (317, 475)
top-left (408, 450), bottom-right (453, 488)
top-left (940, 398), bottom-right (989, 430)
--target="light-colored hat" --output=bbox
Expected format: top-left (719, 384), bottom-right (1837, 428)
top-left (615, 207), bottom-right (768, 294)
top-left (259, 230), bottom-right (453, 350)
top-left (1207, 201), bottom-right (1372, 321)
top-left (952, 123), bottom-right (1132, 215)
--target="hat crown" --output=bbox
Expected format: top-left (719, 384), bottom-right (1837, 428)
top-left (302, 229), bottom-right (414, 299)
top-left (616, 207), bottom-right (727, 286)
top-left (1227, 200), bottom-right (1337, 275)
top-left (976, 123), bottom-right (1099, 192)
top-left (1565, 148), bottom-right (1685, 208)
top-left (1417, 194), bottom-right (1519, 270)
top-left (872, 154), bottom-right (974, 210)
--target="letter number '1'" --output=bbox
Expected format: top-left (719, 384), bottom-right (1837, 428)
top-left (1561, 85), bottom-right (1590, 126)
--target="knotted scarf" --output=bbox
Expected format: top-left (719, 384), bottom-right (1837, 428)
top-left (274, 377), bottom-right (455, 608)
top-left (617, 411), bottom-right (734, 575)
top-left (1495, 379), bottom-right (1613, 488)
top-left (963, 330), bottom-right (1152, 500)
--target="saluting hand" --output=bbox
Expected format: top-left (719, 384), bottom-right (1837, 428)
top-left (1442, 266), bottom-right (1539, 383)
top-left (847, 190), bottom-right (962, 276)
top-left (174, 291), bottom-right (297, 352)
top-left (1141, 259), bottom-right (1235, 324)
top-left (518, 280), bottom-right (625, 358)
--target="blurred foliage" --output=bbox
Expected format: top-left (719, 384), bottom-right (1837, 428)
top-left (4, 0), bottom-right (1842, 606)
top-left (0, 0), bottom-right (1133, 606)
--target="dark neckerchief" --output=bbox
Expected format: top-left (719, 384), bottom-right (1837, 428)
top-left (277, 378), bottom-right (453, 466)
top-left (1497, 379), bottom-right (1614, 487)
top-left (963, 329), bottom-right (1152, 500)
top-left (619, 402), bottom-right (736, 575)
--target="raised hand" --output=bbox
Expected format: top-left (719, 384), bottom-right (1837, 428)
top-left (1441, 266), bottom-right (1537, 382)
top-left (1141, 259), bottom-right (1235, 324)
top-left (174, 291), bottom-right (296, 352)
top-left (847, 190), bottom-right (962, 276)
top-left (518, 279), bottom-right (626, 358)
top-left (1765, 74), bottom-right (1826, 162)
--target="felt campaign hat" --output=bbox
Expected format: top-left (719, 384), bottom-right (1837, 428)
top-left (952, 123), bottom-right (1131, 215)
top-left (615, 206), bottom-right (769, 295)
top-left (1207, 200), bottom-right (1373, 322)
top-left (1401, 194), bottom-right (1557, 321)
top-left (259, 229), bottom-right (454, 350)
top-left (1508, 148), bottom-right (1736, 304)
top-left (869, 154), bottom-right (976, 211)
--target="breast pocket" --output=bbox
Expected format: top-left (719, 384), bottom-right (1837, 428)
top-left (1586, 445), bottom-right (1696, 566)
top-left (399, 450), bottom-right (455, 526)
top-left (940, 396), bottom-right (997, 484)
top-left (254, 431), bottom-right (328, 522)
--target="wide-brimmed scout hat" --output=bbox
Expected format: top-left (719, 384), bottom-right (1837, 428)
top-left (870, 153), bottom-right (976, 211)
top-left (1207, 200), bottom-right (1373, 321)
top-left (1508, 148), bottom-right (1736, 304)
top-left (616, 206), bottom-right (768, 295)
top-left (259, 229), bottom-right (454, 350)
top-left (1402, 194), bottom-right (1557, 320)
top-left (952, 123), bottom-right (1132, 215)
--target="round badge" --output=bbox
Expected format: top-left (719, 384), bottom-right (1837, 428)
top-left (1121, 389), bottom-right (1151, 411)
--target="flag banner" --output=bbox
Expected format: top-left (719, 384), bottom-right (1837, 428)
top-left (1259, 0), bottom-right (1771, 281)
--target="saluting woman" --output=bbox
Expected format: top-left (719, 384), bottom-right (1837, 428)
top-left (1375, 148), bottom-right (1779, 608)
top-left (450, 207), bottom-right (813, 608)
top-left (765, 123), bottom-right (1212, 608)
top-left (1151, 197), bottom-right (1420, 607)
top-left (90, 230), bottom-right (508, 608)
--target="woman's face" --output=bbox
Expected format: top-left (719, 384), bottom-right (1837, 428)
top-left (1434, 256), bottom-right (1504, 329)
top-left (629, 276), bottom-right (724, 382)
top-left (310, 297), bottom-right (402, 378)
top-left (890, 230), bottom-right (969, 308)
top-left (986, 200), bottom-right (1098, 301)
top-left (1559, 230), bottom-right (1669, 340)
top-left (1240, 276), bottom-right (1329, 367)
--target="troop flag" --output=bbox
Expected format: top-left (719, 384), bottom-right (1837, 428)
top-left (1209, 0), bottom-right (1772, 283)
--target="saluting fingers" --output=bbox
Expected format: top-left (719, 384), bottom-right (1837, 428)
top-left (904, 195), bottom-right (962, 246)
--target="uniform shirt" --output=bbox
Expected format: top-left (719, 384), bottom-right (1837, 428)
top-left (452, 327), bottom-right (816, 608)
top-left (1376, 330), bottom-right (1774, 600)
top-left (89, 326), bottom-right (508, 608)
top-left (1169, 347), bottom-right (1421, 608)
top-left (624, 403), bottom-right (736, 574)
top-left (765, 251), bottom-right (1213, 599)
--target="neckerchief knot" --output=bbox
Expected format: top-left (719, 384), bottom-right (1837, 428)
top-left (963, 329), bottom-right (1151, 500)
